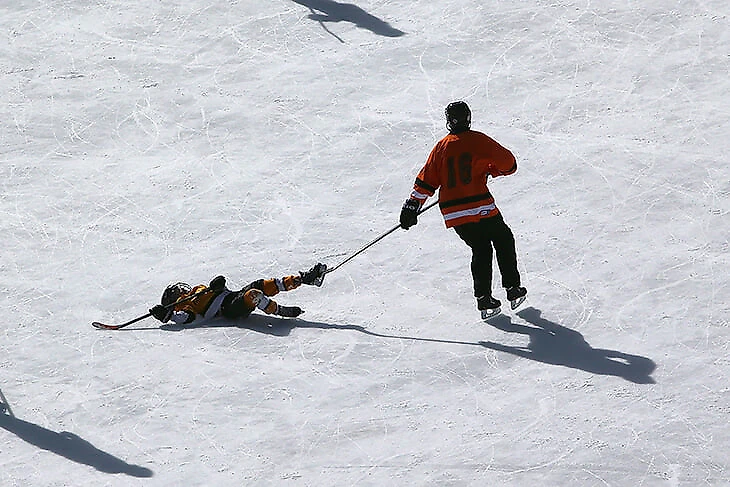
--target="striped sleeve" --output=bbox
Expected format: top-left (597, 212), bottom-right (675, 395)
top-left (409, 144), bottom-right (442, 203)
top-left (411, 176), bottom-right (436, 202)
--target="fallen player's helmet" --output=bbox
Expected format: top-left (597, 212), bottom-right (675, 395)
top-left (445, 101), bottom-right (471, 134)
top-left (161, 282), bottom-right (192, 306)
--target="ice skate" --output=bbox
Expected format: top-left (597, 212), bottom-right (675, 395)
top-left (506, 286), bottom-right (527, 310)
top-left (477, 295), bottom-right (502, 320)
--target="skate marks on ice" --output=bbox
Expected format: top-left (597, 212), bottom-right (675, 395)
top-left (153, 312), bottom-right (655, 384)
top-left (0, 405), bottom-right (153, 478)
top-left (161, 314), bottom-right (498, 348)
top-left (291, 0), bottom-right (405, 39)
top-left (480, 308), bottom-right (656, 384)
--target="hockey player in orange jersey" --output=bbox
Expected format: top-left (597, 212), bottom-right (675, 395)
top-left (149, 263), bottom-right (327, 325)
top-left (400, 101), bottom-right (527, 319)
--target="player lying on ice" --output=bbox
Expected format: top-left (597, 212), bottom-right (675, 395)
top-left (148, 263), bottom-right (327, 325)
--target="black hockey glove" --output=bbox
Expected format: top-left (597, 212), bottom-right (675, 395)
top-left (400, 198), bottom-right (421, 230)
top-left (300, 263), bottom-right (327, 286)
top-left (209, 275), bottom-right (226, 292)
top-left (150, 304), bottom-right (173, 323)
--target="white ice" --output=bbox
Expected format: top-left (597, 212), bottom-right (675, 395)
top-left (1, 1), bottom-right (729, 485)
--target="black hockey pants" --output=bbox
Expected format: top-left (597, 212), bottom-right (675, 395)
top-left (220, 280), bottom-right (268, 320)
top-left (453, 213), bottom-right (521, 298)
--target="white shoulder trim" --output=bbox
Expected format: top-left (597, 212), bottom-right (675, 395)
top-left (204, 291), bottom-right (232, 320)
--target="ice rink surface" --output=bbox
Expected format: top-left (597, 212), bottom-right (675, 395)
top-left (1, 1), bottom-right (729, 485)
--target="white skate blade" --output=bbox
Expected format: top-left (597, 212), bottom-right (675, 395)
top-left (510, 296), bottom-right (526, 310)
top-left (481, 307), bottom-right (502, 320)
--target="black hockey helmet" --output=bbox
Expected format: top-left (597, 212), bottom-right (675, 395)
top-left (161, 282), bottom-right (192, 306)
top-left (445, 101), bottom-right (471, 134)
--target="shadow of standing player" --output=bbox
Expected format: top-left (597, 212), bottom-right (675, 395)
top-left (480, 307), bottom-right (657, 384)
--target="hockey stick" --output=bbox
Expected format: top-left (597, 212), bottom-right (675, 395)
top-left (325, 200), bottom-right (439, 275)
top-left (92, 286), bottom-right (212, 330)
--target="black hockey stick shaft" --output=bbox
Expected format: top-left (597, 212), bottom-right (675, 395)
top-left (326, 200), bottom-right (438, 275)
top-left (92, 286), bottom-right (211, 330)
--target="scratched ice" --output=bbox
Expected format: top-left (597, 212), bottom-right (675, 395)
top-left (1, 1), bottom-right (728, 485)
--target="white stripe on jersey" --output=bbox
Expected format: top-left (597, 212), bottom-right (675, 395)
top-left (410, 190), bottom-right (431, 201)
top-left (442, 203), bottom-right (497, 222)
top-left (204, 291), bottom-right (232, 320)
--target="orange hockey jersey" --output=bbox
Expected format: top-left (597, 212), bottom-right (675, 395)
top-left (410, 130), bottom-right (516, 228)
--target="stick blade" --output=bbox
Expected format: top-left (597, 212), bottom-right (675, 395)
top-left (92, 321), bottom-right (121, 330)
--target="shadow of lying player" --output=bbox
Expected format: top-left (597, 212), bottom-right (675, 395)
top-left (291, 0), bottom-right (405, 38)
top-left (480, 307), bottom-right (656, 384)
top-left (162, 315), bottom-right (491, 348)
top-left (0, 410), bottom-right (153, 477)
top-left (159, 308), bottom-right (656, 384)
